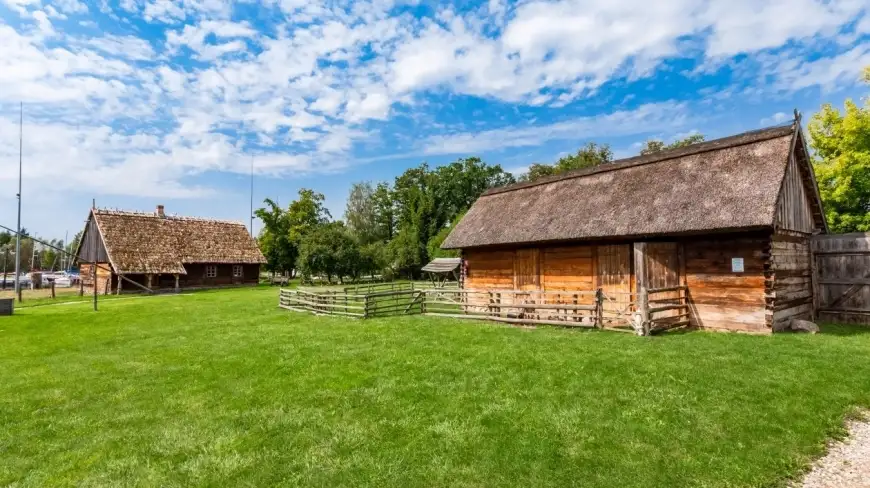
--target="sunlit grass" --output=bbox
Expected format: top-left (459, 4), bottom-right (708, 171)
top-left (1, 287), bottom-right (868, 487)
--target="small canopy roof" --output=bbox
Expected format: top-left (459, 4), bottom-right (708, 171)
top-left (421, 257), bottom-right (461, 273)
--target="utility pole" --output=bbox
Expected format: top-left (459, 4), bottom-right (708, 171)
top-left (14, 102), bottom-right (22, 302)
top-left (249, 156), bottom-right (254, 236)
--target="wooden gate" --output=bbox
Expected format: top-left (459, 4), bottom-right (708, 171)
top-left (813, 233), bottom-right (870, 325)
top-left (598, 244), bottom-right (633, 326)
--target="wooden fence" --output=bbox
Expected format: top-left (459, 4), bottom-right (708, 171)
top-left (279, 288), bottom-right (422, 318)
top-left (813, 233), bottom-right (870, 325)
top-left (278, 285), bottom-right (692, 335)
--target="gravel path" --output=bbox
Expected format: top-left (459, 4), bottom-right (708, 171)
top-left (794, 411), bottom-right (870, 488)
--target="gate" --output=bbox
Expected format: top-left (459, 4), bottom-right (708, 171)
top-left (813, 233), bottom-right (870, 325)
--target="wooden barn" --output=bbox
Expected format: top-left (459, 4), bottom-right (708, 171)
top-left (441, 120), bottom-right (828, 334)
top-left (75, 205), bottom-right (266, 294)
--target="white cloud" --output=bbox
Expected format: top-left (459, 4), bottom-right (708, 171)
top-left (0, 0), bottom-right (867, 236)
top-left (421, 102), bottom-right (690, 156)
top-left (760, 112), bottom-right (791, 126)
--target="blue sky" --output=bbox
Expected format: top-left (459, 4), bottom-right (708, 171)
top-left (0, 0), bottom-right (868, 241)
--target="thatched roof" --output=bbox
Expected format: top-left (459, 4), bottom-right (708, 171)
top-left (421, 257), bottom-right (461, 273)
top-left (442, 124), bottom-right (804, 249)
top-left (87, 207), bottom-right (265, 274)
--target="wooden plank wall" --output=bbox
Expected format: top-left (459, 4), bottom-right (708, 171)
top-left (541, 246), bottom-right (593, 291)
top-left (77, 216), bottom-right (110, 263)
top-left (775, 154), bottom-right (815, 233)
top-left (770, 232), bottom-right (813, 330)
top-left (464, 250), bottom-right (516, 290)
top-left (813, 233), bottom-right (870, 325)
top-left (463, 234), bottom-right (775, 333)
top-left (683, 236), bottom-right (769, 333)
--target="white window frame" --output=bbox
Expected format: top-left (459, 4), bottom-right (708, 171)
top-left (205, 265), bottom-right (218, 278)
top-left (233, 265), bottom-right (243, 278)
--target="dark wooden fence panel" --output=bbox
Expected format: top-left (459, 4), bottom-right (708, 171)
top-left (812, 233), bottom-right (870, 325)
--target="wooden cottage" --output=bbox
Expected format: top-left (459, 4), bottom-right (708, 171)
top-left (441, 121), bottom-right (827, 333)
top-left (75, 205), bottom-right (266, 294)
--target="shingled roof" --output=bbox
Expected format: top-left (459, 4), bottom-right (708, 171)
top-left (442, 123), bottom-right (813, 249)
top-left (84, 207), bottom-right (265, 275)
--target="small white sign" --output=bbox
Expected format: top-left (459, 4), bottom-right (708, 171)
top-left (731, 257), bottom-right (744, 273)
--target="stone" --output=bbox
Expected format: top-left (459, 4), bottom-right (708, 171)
top-left (790, 319), bottom-right (820, 334)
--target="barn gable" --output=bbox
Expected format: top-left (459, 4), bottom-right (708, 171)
top-left (774, 129), bottom-right (828, 235)
top-left (75, 212), bottom-right (111, 267)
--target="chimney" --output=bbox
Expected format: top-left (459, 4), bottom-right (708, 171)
top-left (156, 204), bottom-right (165, 218)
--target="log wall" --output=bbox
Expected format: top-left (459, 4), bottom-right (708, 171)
top-left (683, 236), bottom-right (769, 333)
top-left (462, 233), bottom-right (785, 333)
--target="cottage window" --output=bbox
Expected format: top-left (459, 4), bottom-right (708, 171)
top-left (205, 265), bottom-right (217, 278)
top-left (233, 265), bottom-right (243, 278)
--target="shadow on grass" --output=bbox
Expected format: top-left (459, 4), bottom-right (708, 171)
top-left (818, 323), bottom-right (870, 336)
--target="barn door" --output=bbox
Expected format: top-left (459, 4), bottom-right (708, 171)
top-left (514, 249), bottom-right (540, 291)
top-left (598, 244), bottom-right (632, 325)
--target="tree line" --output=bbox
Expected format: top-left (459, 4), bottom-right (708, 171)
top-left (255, 69), bottom-right (869, 283)
top-left (0, 230), bottom-right (82, 277)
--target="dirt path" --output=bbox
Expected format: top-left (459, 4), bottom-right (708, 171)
top-left (793, 411), bottom-right (870, 488)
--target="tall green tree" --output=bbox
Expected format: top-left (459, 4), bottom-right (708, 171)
top-left (255, 198), bottom-right (295, 275)
top-left (344, 182), bottom-right (379, 245)
top-left (639, 134), bottom-right (705, 155)
top-left (287, 189), bottom-right (331, 243)
top-left (0, 232), bottom-right (11, 247)
top-left (372, 182), bottom-right (395, 242)
top-left (431, 157), bottom-right (515, 224)
top-left (520, 143), bottom-right (613, 182)
top-left (808, 70), bottom-right (870, 232)
top-left (554, 142), bottom-right (613, 172)
top-left (296, 222), bottom-right (360, 283)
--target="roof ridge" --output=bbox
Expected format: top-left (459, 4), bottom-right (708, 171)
top-left (93, 208), bottom-right (246, 226)
top-left (484, 122), bottom-right (796, 197)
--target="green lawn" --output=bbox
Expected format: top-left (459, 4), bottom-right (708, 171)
top-left (1, 287), bottom-right (869, 487)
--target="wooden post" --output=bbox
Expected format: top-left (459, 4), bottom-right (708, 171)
top-left (146, 274), bottom-right (152, 291)
top-left (634, 242), bottom-right (649, 335)
top-left (78, 272), bottom-right (84, 296)
top-left (1, 249), bottom-right (7, 290)
top-left (810, 242), bottom-right (820, 321)
top-left (596, 288), bottom-right (604, 328)
top-left (93, 264), bottom-right (98, 311)
top-left (117, 274), bottom-right (123, 295)
top-left (639, 288), bottom-right (650, 335)
top-left (174, 274), bottom-right (180, 293)
top-left (50, 280), bottom-right (56, 299)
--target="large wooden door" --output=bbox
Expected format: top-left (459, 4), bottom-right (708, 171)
top-left (514, 249), bottom-right (540, 290)
top-left (598, 244), bottom-right (632, 324)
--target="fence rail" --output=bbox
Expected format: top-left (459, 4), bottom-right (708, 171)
top-left (279, 285), bottom-right (693, 335)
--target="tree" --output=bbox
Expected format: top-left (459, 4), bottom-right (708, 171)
top-left (520, 142), bottom-right (613, 182)
top-left (431, 157), bottom-right (515, 224)
top-left (808, 75), bottom-right (870, 232)
top-left (0, 232), bottom-right (10, 247)
top-left (255, 198), bottom-right (295, 275)
top-left (639, 134), bottom-right (705, 155)
top-left (287, 189), bottom-right (331, 243)
top-left (372, 182), bottom-right (395, 242)
top-left (426, 211), bottom-right (465, 259)
top-left (344, 182), bottom-right (379, 245)
top-left (296, 222), bottom-right (360, 283)
top-left (554, 142), bottom-right (613, 172)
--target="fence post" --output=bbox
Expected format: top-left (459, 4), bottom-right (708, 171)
top-left (596, 288), bottom-right (604, 328)
top-left (639, 288), bottom-right (650, 336)
top-left (364, 294), bottom-right (370, 319)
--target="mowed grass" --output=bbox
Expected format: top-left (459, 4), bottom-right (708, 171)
top-left (1, 288), bottom-right (870, 487)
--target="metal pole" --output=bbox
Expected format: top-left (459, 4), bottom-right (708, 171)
top-left (13, 102), bottom-right (22, 301)
top-left (249, 156), bottom-right (254, 236)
